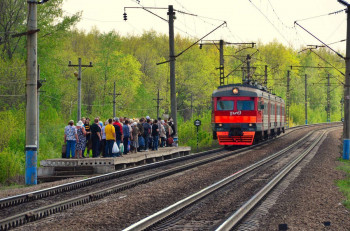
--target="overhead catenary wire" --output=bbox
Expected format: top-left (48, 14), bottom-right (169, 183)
top-left (248, 0), bottom-right (293, 47)
top-left (294, 21), bottom-right (345, 60)
top-left (295, 8), bottom-right (346, 22)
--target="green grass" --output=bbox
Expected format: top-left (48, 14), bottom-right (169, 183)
top-left (337, 159), bottom-right (350, 209)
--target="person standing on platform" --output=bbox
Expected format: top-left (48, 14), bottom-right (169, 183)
top-left (159, 120), bottom-right (166, 147)
top-left (64, 120), bottom-right (78, 158)
top-left (152, 119), bottom-right (159, 151)
top-left (131, 122), bottom-right (139, 153)
top-left (101, 120), bottom-right (107, 157)
top-left (113, 117), bottom-right (123, 156)
top-left (105, 118), bottom-right (116, 157)
top-left (137, 118), bottom-right (145, 151)
top-left (83, 118), bottom-right (91, 158)
top-left (75, 120), bottom-right (86, 158)
top-left (143, 118), bottom-right (151, 152)
top-left (122, 120), bottom-right (130, 155)
top-left (90, 118), bottom-right (102, 158)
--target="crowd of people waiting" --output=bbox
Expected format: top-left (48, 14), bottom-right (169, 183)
top-left (64, 116), bottom-right (175, 159)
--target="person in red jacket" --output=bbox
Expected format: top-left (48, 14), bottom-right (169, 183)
top-left (113, 117), bottom-right (123, 157)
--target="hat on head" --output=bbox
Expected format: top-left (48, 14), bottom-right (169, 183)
top-left (76, 120), bottom-right (83, 127)
top-left (114, 117), bottom-right (119, 122)
top-left (146, 115), bottom-right (150, 119)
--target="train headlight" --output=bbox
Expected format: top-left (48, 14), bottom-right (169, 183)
top-left (232, 87), bottom-right (239, 95)
top-left (218, 123), bottom-right (222, 127)
top-left (249, 123), bottom-right (253, 127)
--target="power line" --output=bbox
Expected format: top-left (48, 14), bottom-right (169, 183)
top-left (295, 9), bottom-right (346, 22)
top-left (248, 0), bottom-right (292, 47)
top-left (267, 0), bottom-right (294, 30)
top-left (63, 10), bottom-right (123, 23)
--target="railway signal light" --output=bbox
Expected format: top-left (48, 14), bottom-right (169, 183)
top-left (123, 12), bottom-right (127, 21)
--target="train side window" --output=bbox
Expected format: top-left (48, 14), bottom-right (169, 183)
top-left (277, 105), bottom-right (280, 115)
top-left (271, 104), bottom-right (275, 114)
top-left (237, 101), bottom-right (254, 111)
top-left (217, 101), bottom-right (234, 110)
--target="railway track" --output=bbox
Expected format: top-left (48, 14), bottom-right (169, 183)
top-left (0, 123), bottom-right (338, 231)
top-left (122, 126), bottom-right (338, 231)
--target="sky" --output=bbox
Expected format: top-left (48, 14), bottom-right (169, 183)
top-left (62, 0), bottom-right (347, 52)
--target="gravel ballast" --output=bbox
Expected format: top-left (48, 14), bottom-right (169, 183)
top-left (3, 125), bottom-right (348, 230)
top-left (258, 128), bottom-right (350, 231)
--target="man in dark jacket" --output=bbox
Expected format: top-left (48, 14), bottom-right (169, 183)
top-left (90, 118), bottom-right (101, 158)
top-left (143, 119), bottom-right (151, 151)
top-left (137, 118), bottom-right (145, 151)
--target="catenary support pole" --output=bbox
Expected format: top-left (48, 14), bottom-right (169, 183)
top-left (286, 70), bottom-right (290, 129)
top-left (37, 65), bottom-right (40, 154)
top-left (191, 94), bottom-right (193, 120)
top-left (219, 39), bottom-right (225, 86)
top-left (25, 1), bottom-right (38, 185)
top-left (247, 54), bottom-right (251, 81)
top-left (305, 74), bottom-right (308, 125)
top-left (264, 65), bottom-right (268, 86)
top-left (168, 5), bottom-right (178, 143)
top-left (342, 2), bottom-right (350, 160)
top-left (241, 67), bottom-right (245, 83)
top-left (327, 73), bottom-right (331, 122)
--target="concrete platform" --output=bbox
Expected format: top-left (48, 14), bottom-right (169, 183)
top-left (38, 146), bottom-right (191, 179)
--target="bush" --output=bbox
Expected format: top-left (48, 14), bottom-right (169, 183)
top-left (178, 111), bottom-right (217, 152)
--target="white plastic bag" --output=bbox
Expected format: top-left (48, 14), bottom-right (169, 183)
top-left (112, 142), bottom-right (119, 153)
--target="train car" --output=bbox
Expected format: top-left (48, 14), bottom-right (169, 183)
top-left (212, 82), bottom-right (285, 146)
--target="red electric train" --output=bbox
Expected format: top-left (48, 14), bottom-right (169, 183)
top-left (212, 82), bottom-right (285, 146)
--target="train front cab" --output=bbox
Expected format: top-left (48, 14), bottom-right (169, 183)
top-left (212, 95), bottom-right (262, 146)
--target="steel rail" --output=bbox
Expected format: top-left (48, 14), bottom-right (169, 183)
top-left (0, 147), bottom-right (223, 209)
top-left (0, 131), bottom-right (296, 231)
top-left (0, 123), bottom-right (328, 231)
top-left (215, 129), bottom-right (329, 231)
top-left (0, 120), bottom-right (315, 210)
top-left (0, 123), bottom-right (335, 230)
top-left (122, 130), bottom-right (317, 231)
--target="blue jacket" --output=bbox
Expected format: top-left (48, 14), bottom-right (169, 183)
top-left (123, 124), bottom-right (130, 137)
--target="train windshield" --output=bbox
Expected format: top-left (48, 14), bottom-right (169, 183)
top-left (217, 100), bottom-right (234, 110)
top-left (237, 100), bottom-right (255, 110)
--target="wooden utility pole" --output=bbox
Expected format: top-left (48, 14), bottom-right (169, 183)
top-left (153, 89), bottom-right (163, 119)
top-left (110, 82), bottom-right (121, 118)
top-left (68, 58), bottom-right (93, 121)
